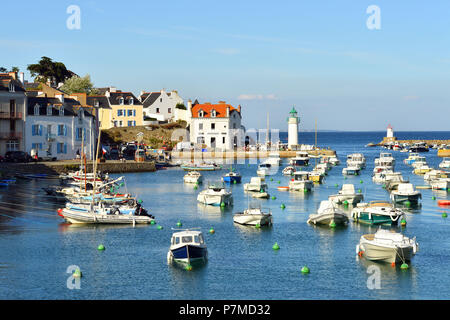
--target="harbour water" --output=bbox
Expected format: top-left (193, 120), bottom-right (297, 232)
top-left (0, 131), bottom-right (449, 300)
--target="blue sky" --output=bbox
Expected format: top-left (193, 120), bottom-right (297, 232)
top-left (1, 0), bottom-right (449, 131)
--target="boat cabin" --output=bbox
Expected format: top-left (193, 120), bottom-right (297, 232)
top-left (292, 171), bottom-right (310, 181)
top-left (171, 231), bottom-right (205, 246)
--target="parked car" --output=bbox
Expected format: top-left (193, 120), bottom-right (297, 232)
top-left (4, 151), bottom-right (33, 163)
top-left (108, 148), bottom-right (121, 160)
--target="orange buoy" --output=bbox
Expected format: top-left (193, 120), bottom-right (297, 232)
top-left (358, 251), bottom-right (364, 257)
top-left (438, 200), bottom-right (450, 206)
top-left (391, 262), bottom-right (396, 267)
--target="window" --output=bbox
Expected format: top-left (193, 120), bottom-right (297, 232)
top-left (211, 123), bottom-right (215, 130)
top-left (58, 124), bottom-right (66, 136)
top-left (76, 127), bottom-right (83, 141)
top-left (129, 98), bottom-right (134, 105)
top-left (233, 123), bottom-right (236, 129)
top-left (128, 109), bottom-right (133, 116)
top-left (128, 121), bottom-right (133, 126)
top-left (34, 104), bottom-right (40, 115)
top-left (156, 108), bottom-right (160, 113)
top-left (47, 106), bottom-right (52, 116)
top-left (8, 83), bottom-right (15, 92)
top-left (198, 110), bottom-right (204, 117)
top-left (199, 123), bottom-right (203, 130)
top-left (6, 140), bottom-right (19, 151)
top-left (182, 236), bottom-right (193, 243)
top-left (113, 121), bottom-right (118, 127)
top-left (32, 143), bottom-right (43, 151)
top-left (59, 107), bottom-right (64, 116)
top-left (160, 98), bottom-right (162, 102)
top-left (194, 236), bottom-right (199, 243)
top-left (117, 109), bottom-right (123, 117)
top-left (175, 237), bottom-right (180, 245)
top-left (133, 110), bottom-right (136, 117)
top-left (223, 137), bottom-right (225, 144)
top-left (94, 100), bottom-right (99, 107)
top-left (211, 109), bottom-right (216, 117)
top-left (119, 97), bottom-right (124, 105)
top-left (32, 125), bottom-right (42, 136)
top-left (168, 108), bottom-right (172, 114)
top-left (57, 143), bottom-right (67, 154)
top-left (47, 124), bottom-right (52, 135)
top-left (119, 120), bottom-right (122, 127)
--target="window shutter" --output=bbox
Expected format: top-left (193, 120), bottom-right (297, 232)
top-left (83, 128), bottom-right (86, 141)
top-left (64, 125), bottom-right (67, 136)
top-left (64, 144), bottom-right (67, 154)
top-left (38, 125), bottom-right (43, 136)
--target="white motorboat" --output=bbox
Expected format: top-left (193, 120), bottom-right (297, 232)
top-left (328, 184), bottom-right (364, 205)
top-left (289, 171), bottom-right (313, 192)
top-left (257, 163), bottom-right (272, 176)
top-left (289, 151), bottom-right (309, 166)
top-left (351, 201), bottom-right (406, 226)
top-left (307, 200), bottom-right (349, 226)
top-left (314, 163), bottom-right (329, 175)
top-left (321, 155), bottom-right (340, 166)
top-left (342, 166), bottom-right (361, 176)
top-left (183, 171), bottom-right (203, 184)
top-left (439, 157), bottom-right (450, 169)
top-left (263, 152), bottom-right (282, 166)
top-left (282, 166), bottom-right (295, 176)
top-left (372, 169), bottom-right (395, 183)
top-left (384, 172), bottom-right (409, 191)
top-left (233, 206), bottom-right (272, 226)
top-left (430, 178), bottom-right (450, 190)
top-left (374, 152), bottom-right (395, 167)
top-left (243, 177), bottom-right (268, 192)
top-left (413, 164), bottom-right (433, 175)
top-left (403, 152), bottom-right (421, 165)
top-left (372, 165), bottom-right (394, 174)
top-left (424, 169), bottom-right (449, 181)
top-left (197, 183), bottom-right (233, 206)
top-left (356, 229), bottom-right (419, 264)
top-left (390, 183), bottom-right (421, 205)
top-left (167, 229), bottom-right (207, 265)
top-left (411, 156), bottom-right (427, 168)
top-left (346, 153), bottom-right (366, 169)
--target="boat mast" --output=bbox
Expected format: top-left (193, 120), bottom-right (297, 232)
top-left (266, 111), bottom-right (270, 150)
top-left (81, 130), bottom-right (86, 192)
top-left (92, 129), bottom-right (102, 202)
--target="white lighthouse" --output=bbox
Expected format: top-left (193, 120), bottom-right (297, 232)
top-left (287, 107), bottom-right (299, 149)
top-left (387, 124), bottom-right (394, 138)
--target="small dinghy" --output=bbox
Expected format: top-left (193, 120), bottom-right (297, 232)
top-left (233, 206), bottom-right (272, 226)
top-left (328, 184), bottom-right (363, 205)
top-left (356, 229), bottom-right (419, 264)
top-left (307, 200), bottom-right (348, 227)
top-left (183, 171), bottom-right (203, 184)
top-left (222, 171), bottom-right (242, 184)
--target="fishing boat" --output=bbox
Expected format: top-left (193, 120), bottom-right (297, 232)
top-left (342, 166), bottom-right (361, 176)
top-left (233, 206), bottom-right (272, 226)
top-left (351, 201), bottom-right (406, 226)
top-left (243, 177), bottom-right (268, 192)
top-left (183, 171), bottom-right (203, 184)
top-left (256, 163), bottom-right (271, 176)
top-left (222, 170), bottom-right (242, 184)
top-left (430, 178), bottom-right (450, 190)
top-left (411, 156), bottom-right (428, 168)
top-left (308, 170), bottom-right (324, 183)
top-left (289, 171), bottom-right (313, 192)
top-left (289, 151), bottom-right (309, 166)
top-left (167, 229), bottom-right (207, 265)
top-left (365, 142), bottom-right (376, 147)
top-left (372, 169), bottom-right (395, 183)
top-left (307, 200), bottom-right (349, 226)
top-left (374, 152), bottom-right (395, 167)
top-left (424, 169), bottom-right (449, 181)
top-left (390, 183), bottom-right (421, 205)
top-left (58, 201), bottom-right (154, 224)
top-left (314, 163), bottom-right (329, 175)
top-left (439, 157), bottom-right (450, 169)
top-left (197, 183), bottom-right (233, 206)
top-left (409, 142), bottom-right (429, 153)
top-left (346, 153), bottom-right (366, 169)
top-left (356, 229), bottom-right (419, 264)
top-left (328, 184), bottom-right (363, 205)
top-left (403, 152), bottom-right (421, 165)
top-left (384, 172), bottom-right (409, 191)
top-left (282, 166), bottom-right (295, 176)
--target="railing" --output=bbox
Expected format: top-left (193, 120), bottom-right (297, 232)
top-left (0, 132), bottom-right (22, 140)
top-left (0, 112), bottom-right (22, 119)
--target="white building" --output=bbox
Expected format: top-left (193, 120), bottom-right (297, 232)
top-left (189, 101), bottom-right (244, 150)
top-left (25, 96), bottom-right (96, 160)
top-left (139, 89), bottom-right (184, 122)
top-left (387, 124), bottom-right (394, 138)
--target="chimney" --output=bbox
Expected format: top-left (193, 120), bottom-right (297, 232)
top-left (226, 106), bottom-right (230, 117)
top-left (19, 72), bottom-right (24, 84)
top-left (238, 105), bottom-right (241, 113)
top-left (187, 99), bottom-right (192, 110)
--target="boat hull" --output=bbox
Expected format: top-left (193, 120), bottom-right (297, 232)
top-left (329, 194), bottom-right (363, 205)
top-left (222, 176), bottom-right (242, 183)
top-left (233, 214), bottom-right (272, 226)
top-left (307, 213), bottom-right (348, 226)
top-left (351, 211), bottom-right (400, 226)
top-left (60, 208), bottom-right (153, 224)
top-left (170, 245), bottom-right (207, 263)
top-left (358, 243), bottom-right (414, 263)
top-left (197, 193), bottom-right (233, 206)
top-left (390, 193), bottom-right (421, 205)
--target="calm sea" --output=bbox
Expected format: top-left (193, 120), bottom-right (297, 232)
top-left (0, 131), bottom-right (449, 299)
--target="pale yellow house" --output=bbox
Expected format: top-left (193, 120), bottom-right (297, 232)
top-left (85, 88), bottom-right (143, 130)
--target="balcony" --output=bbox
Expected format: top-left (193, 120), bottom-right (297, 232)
top-left (0, 132), bottom-right (22, 140)
top-left (0, 111), bottom-right (23, 119)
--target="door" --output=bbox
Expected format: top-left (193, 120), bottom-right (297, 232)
top-left (211, 137), bottom-right (216, 148)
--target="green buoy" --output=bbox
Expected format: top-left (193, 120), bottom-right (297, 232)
top-left (400, 263), bottom-right (409, 270)
top-left (138, 199), bottom-right (143, 204)
top-left (432, 196), bottom-right (436, 200)
top-left (360, 180), bottom-right (363, 184)
top-left (443, 212), bottom-right (448, 218)
top-left (185, 264), bottom-right (193, 271)
top-left (157, 225), bottom-right (163, 230)
top-left (220, 202), bottom-right (226, 207)
top-left (280, 204), bottom-right (286, 209)
top-left (357, 189), bottom-right (362, 193)
top-left (277, 180), bottom-right (281, 184)
top-left (176, 221), bottom-right (182, 227)
top-left (334, 184), bottom-right (338, 187)
top-left (255, 223), bottom-right (261, 229)
top-left (194, 185), bottom-right (198, 190)
top-left (401, 219), bottom-right (407, 227)
top-left (343, 200), bottom-right (349, 206)
top-left (120, 182), bottom-right (125, 187)
top-left (405, 201), bottom-right (411, 207)
top-left (271, 196), bottom-right (276, 200)
top-left (330, 221), bottom-right (336, 228)
top-left (304, 189), bottom-right (308, 193)
top-left (209, 227), bottom-right (215, 234)
top-left (301, 266), bottom-right (310, 274)
top-left (270, 178), bottom-right (273, 181)
top-left (233, 180), bottom-right (237, 184)
top-left (97, 244), bottom-right (105, 251)
top-left (260, 189), bottom-right (264, 193)
top-left (382, 184), bottom-right (386, 189)
top-left (272, 242), bottom-right (280, 250)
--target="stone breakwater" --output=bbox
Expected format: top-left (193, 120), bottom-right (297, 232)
top-left (0, 160), bottom-right (156, 176)
top-left (379, 137), bottom-right (450, 146)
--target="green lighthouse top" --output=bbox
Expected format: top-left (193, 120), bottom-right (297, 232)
top-left (287, 106), bottom-right (300, 122)
top-left (289, 107), bottom-right (297, 115)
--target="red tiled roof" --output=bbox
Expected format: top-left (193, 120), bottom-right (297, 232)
top-left (191, 102), bottom-right (240, 118)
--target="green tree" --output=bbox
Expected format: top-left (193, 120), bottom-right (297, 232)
top-left (27, 56), bottom-right (72, 86)
top-left (11, 67), bottom-right (19, 73)
top-left (60, 74), bottom-right (94, 95)
top-left (0, 67), bottom-right (7, 73)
